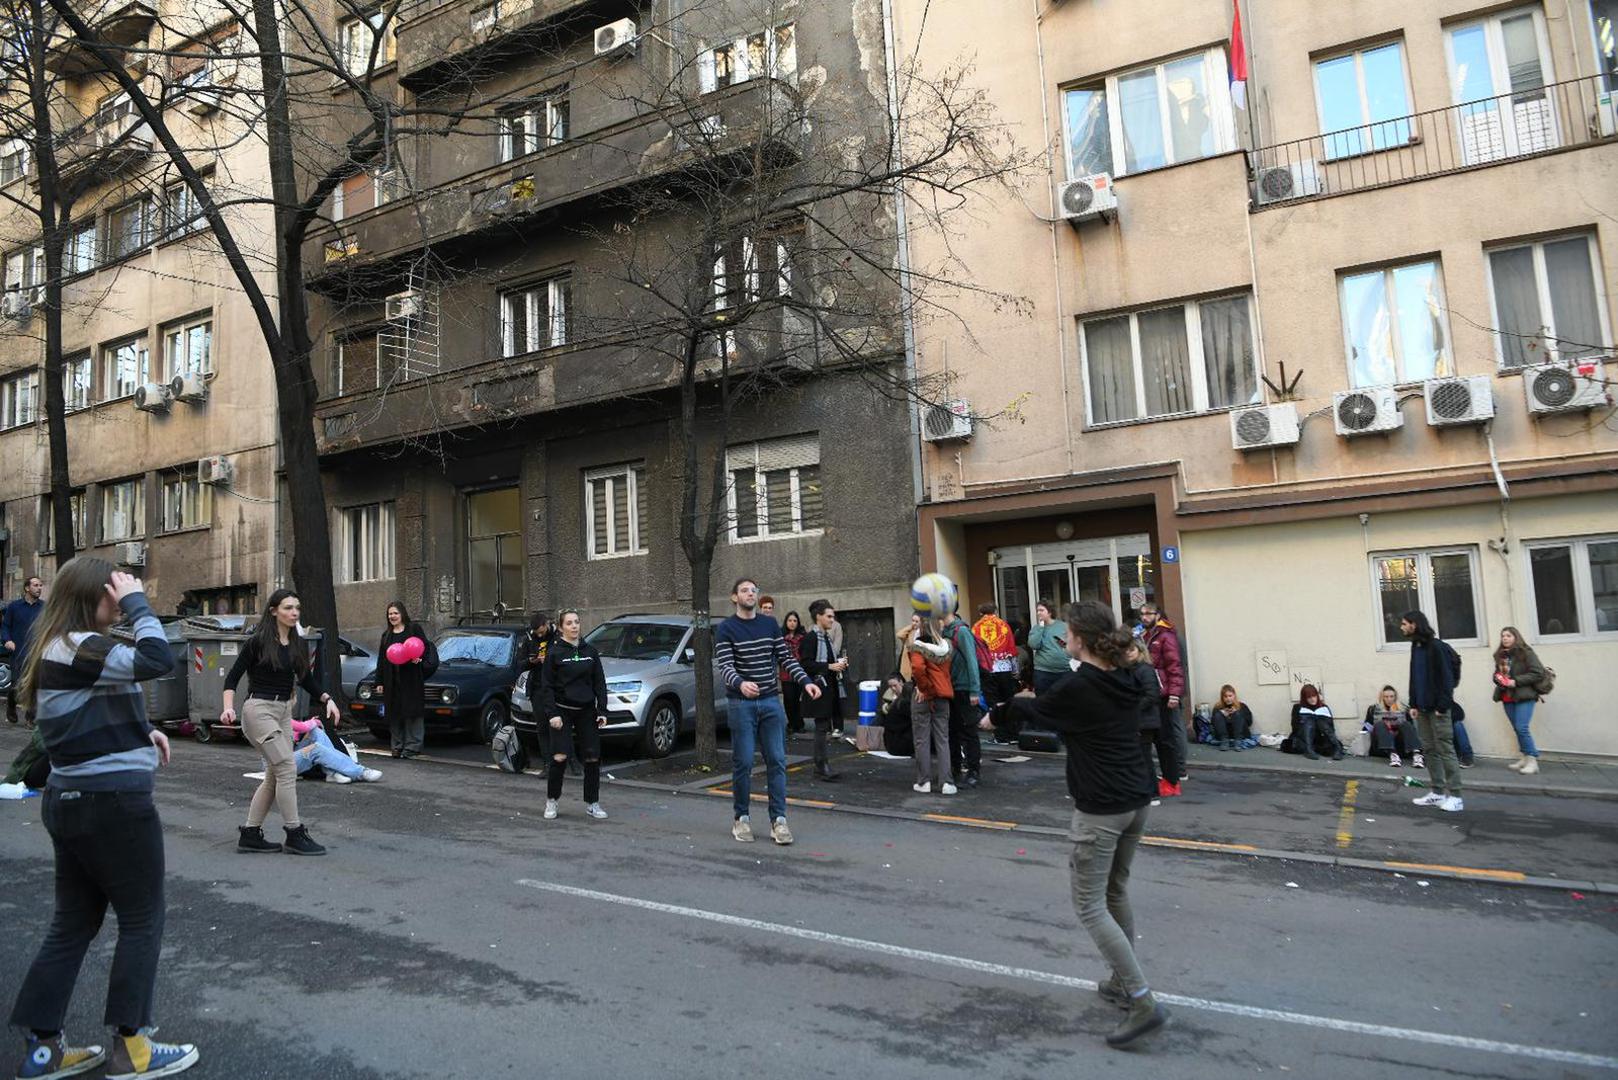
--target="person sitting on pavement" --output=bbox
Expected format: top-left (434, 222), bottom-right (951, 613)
top-left (877, 673), bottom-right (913, 757)
top-left (1284, 684), bottom-right (1343, 761)
top-left (1212, 685), bottom-right (1253, 752)
top-left (292, 717), bottom-right (383, 784)
top-left (1363, 685), bottom-right (1423, 769)
top-left (899, 614), bottom-right (955, 796)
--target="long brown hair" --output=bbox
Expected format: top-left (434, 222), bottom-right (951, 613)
top-left (16, 556), bottom-right (115, 713)
top-left (1298, 683), bottom-right (1325, 707)
top-left (1495, 626), bottom-right (1529, 663)
top-left (248, 588), bottom-right (308, 675)
top-left (1219, 684), bottom-right (1241, 710)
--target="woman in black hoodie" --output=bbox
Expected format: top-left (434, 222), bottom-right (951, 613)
top-left (537, 610), bottom-right (609, 821)
top-left (1010, 601), bottom-right (1168, 1051)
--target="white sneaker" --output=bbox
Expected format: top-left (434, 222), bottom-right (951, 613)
top-left (732, 815), bottom-right (754, 842)
top-left (1438, 796), bottom-right (1464, 813)
top-left (586, 803), bottom-right (608, 820)
top-left (771, 817), bottom-right (794, 845)
top-left (1412, 753), bottom-right (1425, 769)
top-left (1412, 792), bottom-right (1446, 807)
top-left (360, 768), bottom-right (383, 782)
top-left (325, 772), bottom-right (353, 784)
top-left (912, 781), bottom-right (931, 794)
top-left (940, 781), bottom-right (958, 795)
top-left (1388, 753), bottom-right (1402, 768)
top-left (543, 799), bottom-right (558, 820)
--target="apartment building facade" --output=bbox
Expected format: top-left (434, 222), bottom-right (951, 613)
top-left (0, 0), bottom-right (279, 614)
top-left (302, 0), bottom-right (919, 667)
top-left (890, 0), bottom-right (1618, 756)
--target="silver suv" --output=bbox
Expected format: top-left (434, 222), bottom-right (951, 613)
top-left (511, 614), bottom-right (729, 758)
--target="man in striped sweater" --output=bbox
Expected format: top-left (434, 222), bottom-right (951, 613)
top-left (714, 577), bottom-right (820, 845)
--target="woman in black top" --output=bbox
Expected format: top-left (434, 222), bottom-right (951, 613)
top-left (1010, 601), bottom-right (1168, 1050)
top-left (377, 601), bottom-right (438, 759)
top-left (797, 599), bottom-right (848, 782)
top-left (1213, 685), bottom-right (1254, 751)
top-left (537, 610), bottom-right (609, 821)
top-left (221, 589), bottom-right (338, 855)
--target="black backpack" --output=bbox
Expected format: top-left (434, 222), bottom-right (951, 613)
top-left (1439, 640), bottom-right (1462, 685)
top-left (490, 724), bottom-right (529, 774)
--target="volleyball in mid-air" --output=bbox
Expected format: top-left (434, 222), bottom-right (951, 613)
top-left (910, 572), bottom-right (959, 620)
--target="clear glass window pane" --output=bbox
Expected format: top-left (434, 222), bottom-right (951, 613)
top-left (1595, 1), bottom-right (1618, 90)
top-left (1084, 316), bottom-right (1137, 423)
top-left (1390, 262), bottom-right (1450, 381)
top-left (499, 537), bottom-right (523, 608)
top-left (1138, 306), bottom-right (1192, 417)
top-left (1362, 44), bottom-right (1413, 148)
top-left (1342, 270), bottom-right (1396, 387)
top-left (1543, 238), bottom-right (1603, 360)
top-left (1430, 553), bottom-right (1478, 640)
top-left (1162, 53), bottom-right (1213, 163)
top-left (1199, 295), bottom-right (1257, 408)
top-left (1375, 556), bottom-right (1420, 644)
top-left (1530, 545), bottom-right (1580, 635)
top-left (996, 564), bottom-right (1031, 631)
top-left (1588, 541), bottom-right (1618, 633)
top-left (468, 537), bottom-right (498, 611)
top-left (764, 468), bottom-right (794, 534)
top-left (1449, 24), bottom-right (1495, 101)
top-left (1064, 87), bottom-right (1112, 177)
top-left (1118, 69), bottom-right (1166, 173)
top-left (1316, 54), bottom-right (1366, 158)
top-left (1488, 246), bottom-right (1542, 367)
top-left (1500, 14), bottom-right (1547, 93)
top-left (469, 487), bottom-right (520, 537)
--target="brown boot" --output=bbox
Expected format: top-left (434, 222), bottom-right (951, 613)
top-left (1105, 991), bottom-right (1170, 1049)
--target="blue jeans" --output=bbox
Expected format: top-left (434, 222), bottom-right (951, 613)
top-left (295, 728), bottom-right (366, 780)
top-left (1501, 701), bottom-right (1539, 757)
top-left (1452, 716), bottom-right (1474, 765)
top-left (729, 695), bottom-right (788, 823)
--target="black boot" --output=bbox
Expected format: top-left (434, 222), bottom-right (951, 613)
top-left (815, 761), bottom-right (840, 782)
top-left (237, 825), bottom-right (282, 853)
top-left (282, 825), bottom-right (327, 856)
top-left (963, 770), bottom-right (980, 789)
top-left (1106, 992), bottom-right (1170, 1048)
top-left (1299, 719), bottom-right (1320, 760)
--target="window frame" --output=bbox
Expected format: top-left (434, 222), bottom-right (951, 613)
top-left (697, 22), bottom-right (797, 94)
top-left (104, 196), bottom-right (151, 262)
top-left (583, 463), bottom-right (647, 560)
top-left (3, 246), bottom-right (44, 304)
top-left (338, 8), bottom-right (397, 76)
top-left (99, 335), bottom-right (151, 402)
top-left (724, 436), bottom-right (823, 544)
top-left (1061, 46), bottom-right (1237, 180)
top-left (163, 181), bottom-right (207, 239)
top-left (1, 368), bottom-right (40, 430)
top-left (158, 466), bottom-right (212, 533)
top-left (66, 220), bottom-right (97, 276)
top-left (1077, 290), bottom-right (1261, 426)
top-left (1522, 534), bottom-right (1618, 641)
top-left (1310, 39), bottom-right (1416, 160)
top-left (38, 490), bottom-right (88, 554)
top-left (333, 329), bottom-right (381, 396)
top-left (99, 476), bottom-right (147, 543)
top-left (335, 501), bottom-right (396, 584)
top-left (1483, 231), bottom-right (1611, 369)
top-left (496, 92), bottom-right (569, 163)
top-left (1368, 546), bottom-right (1486, 650)
top-left (1337, 258), bottom-right (1453, 387)
top-left (63, 351), bottom-right (92, 412)
top-left (163, 315), bottom-right (213, 380)
top-left (499, 275), bottom-right (570, 357)
top-left (0, 138), bottom-right (27, 186)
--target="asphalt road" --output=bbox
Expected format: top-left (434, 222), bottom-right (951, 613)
top-left (2, 726), bottom-right (1615, 1080)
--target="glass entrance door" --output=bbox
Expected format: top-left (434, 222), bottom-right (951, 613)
top-left (1034, 564), bottom-right (1075, 613)
top-left (992, 534), bottom-right (1155, 633)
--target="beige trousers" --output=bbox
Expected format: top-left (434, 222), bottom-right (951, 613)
top-left (241, 697), bottom-right (300, 828)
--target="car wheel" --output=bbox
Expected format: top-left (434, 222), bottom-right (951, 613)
top-left (477, 700), bottom-right (507, 745)
top-left (368, 727), bottom-right (391, 743)
top-left (641, 697), bottom-right (681, 758)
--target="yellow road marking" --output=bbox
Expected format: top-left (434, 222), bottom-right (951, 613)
top-left (921, 813), bottom-right (1018, 830)
top-left (1144, 836), bottom-right (1259, 854)
top-left (1382, 861), bottom-right (1528, 882)
top-left (1336, 779), bottom-right (1359, 849)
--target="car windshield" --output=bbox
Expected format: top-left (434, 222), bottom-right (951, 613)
top-left (437, 632), bottom-right (513, 667)
top-left (585, 622), bottom-right (686, 662)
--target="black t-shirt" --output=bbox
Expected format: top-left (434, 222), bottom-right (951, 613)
top-left (1010, 663), bottom-right (1155, 816)
top-left (223, 636), bottom-right (322, 700)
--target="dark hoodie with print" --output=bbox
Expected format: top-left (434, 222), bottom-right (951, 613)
top-left (1010, 663), bottom-right (1156, 816)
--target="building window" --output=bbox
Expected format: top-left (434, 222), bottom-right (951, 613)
top-left (584, 464), bottom-right (646, 559)
top-left (698, 23), bottom-right (797, 93)
top-left (1593, 0), bottom-right (1618, 91)
top-left (66, 221), bottom-right (96, 275)
top-left (104, 198), bottom-right (150, 261)
top-left (726, 435), bottom-right (822, 542)
top-left (470, 0), bottom-right (498, 32)
top-left (338, 9), bottom-right (396, 75)
top-left (1339, 260), bottom-right (1451, 387)
top-left (1, 369), bottom-right (39, 429)
top-left (500, 276), bottom-right (570, 356)
top-left (100, 477), bottom-right (145, 542)
top-left (336, 501), bottom-right (395, 583)
top-left (39, 491), bottom-right (88, 553)
top-left (1526, 536), bottom-right (1618, 638)
top-left (1447, 8), bottom-right (1556, 164)
top-left (334, 332), bottom-right (380, 395)
top-left (1081, 293), bottom-right (1258, 425)
top-left (63, 352), bottom-right (91, 411)
top-left (1486, 232), bottom-right (1608, 368)
top-left (1062, 47), bottom-right (1236, 179)
top-left (3, 246), bottom-right (44, 304)
top-left (1313, 41), bottom-right (1413, 159)
top-left (497, 94), bottom-right (569, 162)
top-left (93, 91), bottom-right (134, 131)
top-left (1370, 549), bottom-right (1482, 647)
top-left (159, 468), bottom-right (211, 532)
top-left (0, 138), bottom-right (26, 186)
top-left (100, 336), bottom-right (150, 400)
top-left (164, 181), bottom-right (206, 238)
top-left (713, 229), bottom-right (794, 311)
top-left (466, 487), bottom-right (521, 613)
top-left (333, 166), bottom-right (398, 220)
top-left (163, 317), bottom-right (212, 379)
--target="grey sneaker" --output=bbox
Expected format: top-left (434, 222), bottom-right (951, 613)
top-left (324, 772), bottom-right (353, 784)
top-left (1097, 973), bottom-right (1130, 1009)
top-left (359, 768), bottom-right (383, 782)
top-left (732, 816), bottom-right (755, 842)
top-left (543, 800), bottom-right (558, 820)
top-left (771, 817), bottom-right (794, 845)
top-left (586, 803), bottom-right (608, 820)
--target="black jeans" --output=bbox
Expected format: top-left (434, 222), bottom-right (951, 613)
top-left (947, 692), bottom-right (981, 777)
top-left (1149, 703), bottom-right (1183, 783)
top-left (1212, 709), bottom-right (1250, 742)
top-left (546, 706), bottom-right (601, 803)
top-left (11, 788), bottom-right (166, 1032)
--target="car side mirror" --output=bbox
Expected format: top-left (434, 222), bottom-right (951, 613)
top-left (682, 647), bottom-right (696, 664)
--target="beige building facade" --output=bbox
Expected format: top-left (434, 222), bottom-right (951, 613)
top-left (890, 0), bottom-right (1618, 756)
top-left (0, 1), bottom-right (280, 615)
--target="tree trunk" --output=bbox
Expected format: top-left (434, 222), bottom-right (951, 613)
top-left (689, 551), bottom-right (716, 767)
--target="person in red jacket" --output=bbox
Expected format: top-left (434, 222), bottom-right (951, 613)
top-left (1138, 604), bottom-right (1184, 798)
top-left (972, 603), bottom-right (1020, 742)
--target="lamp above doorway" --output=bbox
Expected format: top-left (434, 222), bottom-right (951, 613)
top-left (1055, 520), bottom-right (1075, 540)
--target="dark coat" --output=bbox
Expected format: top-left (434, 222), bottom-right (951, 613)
top-left (1492, 647), bottom-right (1548, 703)
top-left (378, 623), bottom-right (439, 722)
top-left (797, 629), bottom-right (842, 720)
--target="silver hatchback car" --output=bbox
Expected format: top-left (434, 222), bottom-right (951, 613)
top-left (510, 614), bottom-right (730, 758)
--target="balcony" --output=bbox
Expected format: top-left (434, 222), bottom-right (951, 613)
top-left (42, 117), bottom-right (152, 189)
top-left (44, 0), bottom-right (158, 76)
top-left (1248, 73), bottom-right (1617, 209)
top-left (394, 0), bottom-right (612, 92)
top-left (305, 78), bottom-right (800, 290)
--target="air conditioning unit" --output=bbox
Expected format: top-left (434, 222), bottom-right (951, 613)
top-left (1333, 386), bottom-right (1403, 436)
top-left (1229, 403), bottom-right (1300, 451)
top-left (198, 455), bottom-right (234, 485)
top-left (922, 399), bottom-right (973, 442)
top-left (594, 17), bottom-right (637, 56)
top-left (1057, 173), bottom-right (1116, 225)
top-left (0, 293), bottom-right (30, 319)
top-left (386, 290), bottom-right (421, 320)
top-left (1523, 359), bottom-right (1607, 415)
top-left (133, 382), bottom-right (172, 413)
top-left (1424, 374), bottom-right (1494, 427)
top-left (1255, 159), bottom-right (1324, 205)
top-left (169, 372), bottom-right (209, 403)
top-left (186, 91), bottom-right (222, 116)
top-left (115, 541), bottom-right (147, 566)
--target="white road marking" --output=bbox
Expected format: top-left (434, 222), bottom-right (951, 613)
top-left (515, 878), bottom-right (1618, 1071)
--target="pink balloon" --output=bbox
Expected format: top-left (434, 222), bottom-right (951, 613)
top-left (404, 636), bottom-right (425, 661)
top-left (386, 642), bottom-right (407, 665)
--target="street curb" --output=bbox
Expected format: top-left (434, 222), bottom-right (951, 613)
top-left (1181, 756), bottom-right (1618, 802)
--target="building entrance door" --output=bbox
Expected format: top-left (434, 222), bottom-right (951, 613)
top-left (993, 535), bottom-right (1154, 633)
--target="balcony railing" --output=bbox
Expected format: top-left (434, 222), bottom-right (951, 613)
top-left (1248, 73), bottom-right (1616, 209)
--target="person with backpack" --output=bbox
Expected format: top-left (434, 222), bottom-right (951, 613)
top-left (1492, 625), bottom-right (1549, 776)
top-left (942, 605), bottom-right (985, 788)
top-left (1401, 610), bottom-right (1463, 813)
top-left (899, 614), bottom-right (955, 795)
top-left (972, 603), bottom-right (1020, 741)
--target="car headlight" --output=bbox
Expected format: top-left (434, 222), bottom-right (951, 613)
top-left (514, 672), bottom-right (529, 694)
top-left (439, 686), bottom-right (458, 704)
top-left (607, 680), bottom-right (644, 697)
top-left (359, 684), bottom-right (374, 700)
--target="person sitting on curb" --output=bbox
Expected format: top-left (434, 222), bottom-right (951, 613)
top-left (1284, 684), bottom-right (1343, 761)
top-left (292, 717), bottom-right (383, 784)
top-left (1362, 685), bottom-right (1422, 769)
top-left (1212, 685), bottom-right (1253, 751)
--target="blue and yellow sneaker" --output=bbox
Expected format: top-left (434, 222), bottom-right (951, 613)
top-left (15, 1033), bottom-right (105, 1079)
top-left (104, 1029), bottom-right (198, 1080)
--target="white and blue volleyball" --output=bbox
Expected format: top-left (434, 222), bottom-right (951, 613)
top-left (910, 572), bottom-right (958, 620)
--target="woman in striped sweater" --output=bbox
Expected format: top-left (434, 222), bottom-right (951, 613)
top-left (9, 557), bottom-right (199, 1080)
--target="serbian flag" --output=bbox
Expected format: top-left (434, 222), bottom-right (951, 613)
top-left (1229, 0), bottom-right (1249, 110)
